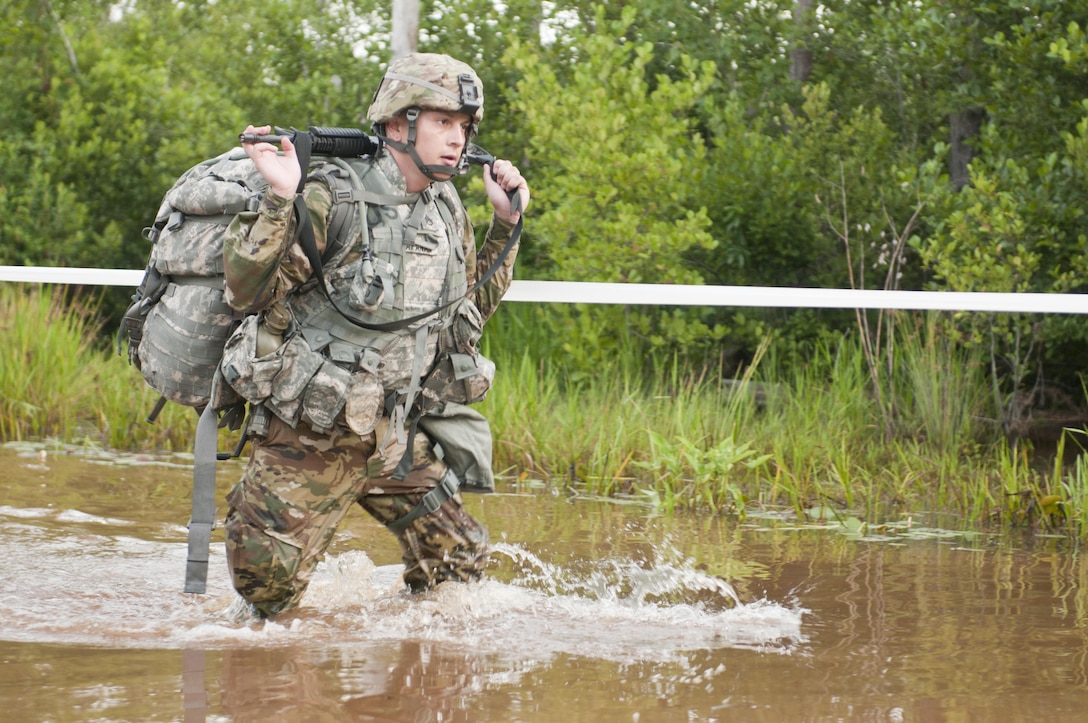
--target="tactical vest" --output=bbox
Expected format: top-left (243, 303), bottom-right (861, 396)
top-left (221, 153), bottom-right (493, 438)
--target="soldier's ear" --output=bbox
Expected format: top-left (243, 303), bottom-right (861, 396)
top-left (385, 115), bottom-right (406, 143)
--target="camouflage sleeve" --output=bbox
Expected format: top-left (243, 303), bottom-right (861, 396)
top-left (469, 214), bottom-right (519, 322)
top-left (223, 181), bottom-right (334, 312)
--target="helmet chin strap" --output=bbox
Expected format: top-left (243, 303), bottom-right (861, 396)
top-left (380, 108), bottom-right (465, 183)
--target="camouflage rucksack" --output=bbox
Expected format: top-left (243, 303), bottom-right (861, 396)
top-left (119, 147), bottom-right (363, 417)
top-left (118, 149), bottom-right (264, 415)
top-left (117, 143), bottom-right (363, 595)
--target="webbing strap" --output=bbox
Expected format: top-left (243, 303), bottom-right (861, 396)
top-left (385, 469), bottom-right (460, 535)
top-left (184, 397), bottom-right (219, 594)
top-left (169, 276), bottom-right (225, 289)
top-left (382, 72), bottom-right (463, 105)
top-left (402, 192), bottom-right (432, 247)
top-left (399, 326), bottom-right (431, 435)
top-left (392, 413), bottom-right (421, 480)
top-left (336, 187), bottom-right (421, 206)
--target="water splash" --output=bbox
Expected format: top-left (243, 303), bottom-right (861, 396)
top-left (0, 503), bottom-right (803, 662)
top-left (489, 540), bottom-right (743, 611)
top-left (0, 449), bottom-right (804, 663)
top-left (276, 544), bottom-right (805, 663)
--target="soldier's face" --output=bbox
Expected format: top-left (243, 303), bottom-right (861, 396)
top-left (412, 109), bottom-right (472, 172)
top-left (388, 109), bottom-right (472, 182)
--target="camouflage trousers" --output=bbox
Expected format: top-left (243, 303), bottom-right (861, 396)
top-left (224, 414), bottom-right (489, 617)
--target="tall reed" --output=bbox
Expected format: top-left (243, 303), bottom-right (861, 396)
top-left (4, 284), bottom-right (1086, 535)
top-left (0, 285), bottom-right (104, 442)
top-left (1, 284), bottom-right (203, 451)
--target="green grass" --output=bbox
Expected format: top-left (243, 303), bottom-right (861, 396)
top-left (1, 284), bottom-right (207, 451)
top-left (3, 283), bottom-right (1087, 538)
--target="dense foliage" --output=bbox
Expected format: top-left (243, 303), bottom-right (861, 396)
top-left (4, 0), bottom-right (1088, 419)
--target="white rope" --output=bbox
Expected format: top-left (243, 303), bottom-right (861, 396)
top-left (1, 265), bottom-right (1086, 314)
top-left (0, 266), bottom-right (144, 286)
top-left (506, 280), bottom-right (1088, 314)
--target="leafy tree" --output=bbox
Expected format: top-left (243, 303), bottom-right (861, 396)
top-left (0, 0), bottom-right (388, 320)
top-left (499, 6), bottom-right (722, 370)
top-left (4, 0), bottom-right (1088, 401)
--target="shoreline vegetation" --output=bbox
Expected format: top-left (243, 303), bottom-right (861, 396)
top-left (4, 284), bottom-right (1086, 538)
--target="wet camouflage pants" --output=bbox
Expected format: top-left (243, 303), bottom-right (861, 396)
top-left (224, 415), bottom-right (489, 617)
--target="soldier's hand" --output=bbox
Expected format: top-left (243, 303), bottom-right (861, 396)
top-left (241, 125), bottom-right (301, 199)
top-left (484, 159), bottom-right (529, 225)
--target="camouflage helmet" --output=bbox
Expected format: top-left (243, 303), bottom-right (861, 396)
top-left (366, 53), bottom-right (484, 127)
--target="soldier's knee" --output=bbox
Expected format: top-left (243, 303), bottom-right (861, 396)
top-left (224, 509), bottom-right (306, 616)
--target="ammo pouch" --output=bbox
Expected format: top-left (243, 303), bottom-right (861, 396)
top-left (221, 315), bottom-right (383, 436)
top-left (423, 297), bottom-right (495, 406)
top-left (424, 353), bottom-right (495, 407)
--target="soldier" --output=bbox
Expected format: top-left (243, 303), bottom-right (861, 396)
top-left (219, 52), bottom-right (529, 617)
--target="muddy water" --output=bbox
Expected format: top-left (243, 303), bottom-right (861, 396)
top-left (2, 443), bottom-right (1088, 722)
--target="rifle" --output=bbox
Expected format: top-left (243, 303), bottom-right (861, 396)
top-left (238, 125), bottom-right (497, 172)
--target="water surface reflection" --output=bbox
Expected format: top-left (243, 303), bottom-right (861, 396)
top-left (2, 443), bottom-right (1087, 721)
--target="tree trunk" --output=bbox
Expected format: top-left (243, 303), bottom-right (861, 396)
top-left (949, 106), bottom-right (985, 192)
top-left (391, 0), bottom-right (420, 59)
top-left (789, 0), bottom-right (814, 84)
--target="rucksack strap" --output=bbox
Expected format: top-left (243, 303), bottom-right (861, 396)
top-left (184, 388), bottom-right (220, 594)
